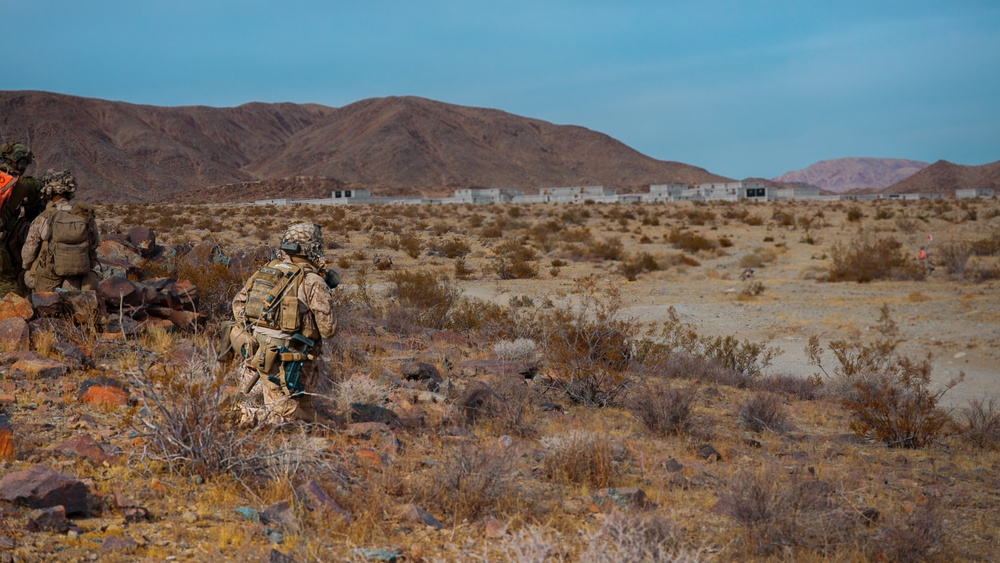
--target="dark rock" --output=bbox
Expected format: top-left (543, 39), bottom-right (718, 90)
top-left (861, 507), bottom-right (880, 526)
top-left (126, 226), bottom-right (157, 258)
top-left (10, 356), bottom-right (69, 378)
top-left (0, 318), bottom-right (29, 350)
top-left (113, 491), bottom-right (150, 522)
top-left (0, 465), bottom-right (93, 515)
top-left (538, 402), bottom-right (564, 412)
top-left (664, 458), bottom-right (684, 473)
top-left (295, 480), bottom-right (352, 523)
top-left (394, 503), bottom-right (444, 530)
top-left (98, 277), bottom-right (143, 307)
top-left (400, 361), bottom-right (443, 391)
top-left (60, 290), bottom-right (103, 324)
top-left (455, 359), bottom-right (537, 379)
top-left (27, 505), bottom-right (70, 533)
top-left (261, 500), bottom-right (300, 534)
top-left (350, 403), bottom-right (401, 426)
top-left (697, 443), bottom-right (722, 462)
top-left (350, 547), bottom-right (405, 562)
top-left (29, 292), bottom-right (64, 317)
top-left (458, 381), bottom-right (507, 424)
top-left (96, 239), bottom-right (141, 266)
top-left (50, 342), bottom-right (89, 369)
top-left (269, 549), bottom-right (297, 563)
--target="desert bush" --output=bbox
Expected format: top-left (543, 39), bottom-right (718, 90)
top-left (737, 393), bottom-right (789, 433)
top-left (580, 513), bottom-right (695, 563)
top-left (827, 232), bottom-right (924, 282)
top-left (447, 296), bottom-right (516, 338)
top-left (619, 251), bottom-right (660, 281)
top-left (541, 431), bottom-right (621, 488)
top-left (488, 238), bottom-right (539, 279)
top-left (970, 231), bottom-right (1000, 256)
top-left (592, 237), bottom-right (625, 260)
top-left (387, 270), bottom-right (460, 330)
top-left (176, 246), bottom-right (262, 321)
top-left (484, 376), bottom-right (538, 438)
top-left (868, 500), bottom-right (948, 563)
top-left (959, 397), bottom-right (1000, 450)
top-left (755, 373), bottom-right (819, 400)
top-left (808, 305), bottom-right (962, 448)
top-left (417, 443), bottom-right (517, 522)
top-left (453, 256), bottom-right (474, 280)
top-left (335, 373), bottom-right (391, 411)
top-left (398, 231), bottom-right (423, 258)
top-left (935, 241), bottom-right (971, 276)
top-left (718, 469), bottom-right (855, 557)
top-left (628, 385), bottom-right (697, 436)
top-left (846, 206), bottom-right (864, 222)
top-left (494, 337), bottom-right (538, 363)
top-left (532, 277), bottom-right (640, 406)
top-left (130, 351), bottom-right (342, 484)
top-left (739, 281), bottom-right (765, 298)
top-left (428, 236), bottom-right (471, 259)
top-left (667, 228), bottom-right (718, 253)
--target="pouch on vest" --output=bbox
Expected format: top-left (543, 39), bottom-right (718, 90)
top-left (243, 261), bottom-right (304, 331)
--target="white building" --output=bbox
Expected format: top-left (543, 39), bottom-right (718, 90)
top-left (956, 188), bottom-right (995, 199)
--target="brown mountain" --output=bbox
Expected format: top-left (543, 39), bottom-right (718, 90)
top-left (881, 159), bottom-right (1000, 195)
top-left (1, 90), bottom-right (729, 203)
top-left (773, 157), bottom-right (929, 192)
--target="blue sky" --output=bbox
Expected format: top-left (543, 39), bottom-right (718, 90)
top-left (7, 0), bottom-right (999, 179)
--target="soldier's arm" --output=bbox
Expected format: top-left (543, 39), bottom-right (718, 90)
top-left (303, 272), bottom-right (337, 338)
top-left (20, 216), bottom-right (47, 269)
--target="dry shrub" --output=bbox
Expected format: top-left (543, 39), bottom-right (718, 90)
top-left (176, 249), bottom-right (262, 321)
top-left (494, 337), bottom-right (538, 363)
top-left (809, 305), bottom-right (962, 448)
top-left (541, 431), bottom-right (621, 489)
top-left (869, 500), bottom-right (948, 563)
top-left (448, 296), bottom-right (516, 338)
top-left (580, 512), bottom-right (698, 563)
top-left (416, 443), bottom-right (518, 523)
top-left (130, 350), bottom-right (343, 484)
top-left (387, 270), bottom-right (460, 330)
top-left (718, 469), bottom-right (856, 557)
top-left (335, 373), bottom-right (391, 411)
top-left (628, 385), bottom-right (697, 436)
top-left (737, 393), bottom-right (789, 434)
top-left (483, 376), bottom-right (538, 438)
top-left (489, 238), bottom-right (539, 279)
top-left (667, 228), bottom-right (717, 253)
top-left (827, 232), bottom-right (924, 282)
top-left (754, 373), bottom-right (819, 400)
top-left (619, 251), bottom-right (660, 281)
top-left (959, 397), bottom-right (1000, 450)
top-left (935, 241), bottom-right (971, 276)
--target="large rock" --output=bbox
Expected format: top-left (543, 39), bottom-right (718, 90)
top-left (10, 355), bottom-right (70, 378)
top-left (78, 379), bottom-right (129, 407)
top-left (295, 480), bottom-right (352, 523)
top-left (400, 361), bottom-right (443, 391)
top-left (0, 465), bottom-right (93, 515)
top-left (0, 293), bottom-right (33, 321)
top-left (393, 503), bottom-right (444, 530)
top-left (27, 505), bottom-right (70, 533)
top-left (61, 290), bottom-right (103, 324)
top-left (53, 435), bottom-right (120, 465)
top-left (0, 318), bottom-right (29, 350)
top-left (593, 487), bottom-right (652, 511)
top-left (126, 226), bottom-right (157, 258)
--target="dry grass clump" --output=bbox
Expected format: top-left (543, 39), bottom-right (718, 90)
top-left (628, 385), bottom-right (697, 436)
top-left (868, 500), bottom-right (948, 562)
top-left (541, 431), bottom-right (622, 489)
top-left (737, 393), bottom-right (789, 433)
top-left (335, 373), bottom-right (391, 411)
top-left (958, 397), bottom-right (1000, 450)
top-left (827, 231), bottom-right (924, 282)
top-left (386, 269), bottom-right (460, 330)
top-left (667, 227), bottom-right (718, 253)
top-left (414, 443), bottom-right (519, 523)
top-left (493, 337), bottom-right (538, 363)
top-left (488, 238), bottom-right (539, 279)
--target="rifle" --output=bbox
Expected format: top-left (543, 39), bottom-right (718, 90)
top-left (241, 333), bottom-right (315, 396)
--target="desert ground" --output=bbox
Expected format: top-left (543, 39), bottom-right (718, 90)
top-left (1, 196), bottom-right (999, 562)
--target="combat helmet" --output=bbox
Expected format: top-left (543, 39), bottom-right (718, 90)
top-left (280, 222), bottom-right (325, 265)
top-left (0, 142), bottom-right (33, 175)
top-left (40, 170), bottom-right (77, 199)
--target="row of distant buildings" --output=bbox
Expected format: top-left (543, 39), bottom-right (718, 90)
top-left (255, 181), bottom-right (995, 206)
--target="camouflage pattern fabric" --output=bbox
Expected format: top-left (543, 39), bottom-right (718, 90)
top-left (0, 142), bottom-right (32, 175)
top-left (40, 170), bottom-right (77, 199)
top-left (281, 222), bottom-right (325, 266)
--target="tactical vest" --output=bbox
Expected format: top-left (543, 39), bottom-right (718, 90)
top-left (242, 259), bottom-right (319, 338)
top-left (34, 203), bottom-right (95, 277)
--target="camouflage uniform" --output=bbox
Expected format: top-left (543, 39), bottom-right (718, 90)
top-left (21, 171), bottom-right (100, 292)
top-left (0, 142), bottom-right (45, 295)
top-left (232, 223), bottom-right (337, 423)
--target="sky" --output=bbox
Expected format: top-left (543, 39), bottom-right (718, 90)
top-left (6, 0), bottom-right (1000, 179)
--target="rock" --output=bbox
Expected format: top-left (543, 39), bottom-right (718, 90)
top-left (294, 481), bottom-right (352, 523)
top-left (593, 487), bottom-right (651, 511)
top-left (697, 443), bottom-right (722, 462)
top-left (0, 293), bottom-right (33, 321)
top-left (27, 505), bottom-right (70, 533)
top-left (262, 500), bottom-right (301, 534)
top-left (50, 342), bottom-right (89, 369)
top-left (346, 422), bottom-right (391, 439)
top-left (458, 381), bottom-right (507, 424)
top-left (482, 515), bottom-right (507, 538)
top-left (53, 435), bottom-right (119, 465)
top-left (113, 491), bottom-right (150, 523)
top-left (78, 379), bottom-right (129, 407)
top-left (394, 503), bottom-right (444, 530)
top-left (10, 356), bottom-right (69, 378)
top-left (349, 403), bottom-right (401, 426)
top-left (236, 507), bottom-right (261, 523)
top-left (61, 290), bottom-right (103, 324)
top-left (664, 458), bottom-right (684, 473)
top-left (98, 277), bottom-right (143, 307)
top-left (0, 318), bottom-right (29, 350)
top-left (0, 465), bottom-right (93, 515)
top-left (269, 549), bottom-right (297, 563)
top-left (455, 359), bottom-right (538, 379)
top-left (101, 536), bottom-right (138, 552)
top-left (96, 239), bottom-right (141, 266)
top-left (350, 547), bottom-right (405, 562)
top-left (400, 361), bottom-right (443, 391)
top-left (29, 292), bottom-right (64, 317)
top-left (126, 226), bottom-right (157, 258)
top-left (428, 330), bottom-right (469, 346)
top-left (539, 402), bottom-right (564, 412)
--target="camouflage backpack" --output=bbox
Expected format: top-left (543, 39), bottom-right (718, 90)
top-left (45, 204), bottom-right (94, 276)
top-left (242, 259), bottom-right (316, 333)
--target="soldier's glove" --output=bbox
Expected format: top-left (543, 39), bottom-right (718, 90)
top-left (323, 268), bottom-right (340, 289)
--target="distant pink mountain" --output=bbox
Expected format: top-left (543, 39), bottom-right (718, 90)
top-left (774, 157), bottom-right (930, 192)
